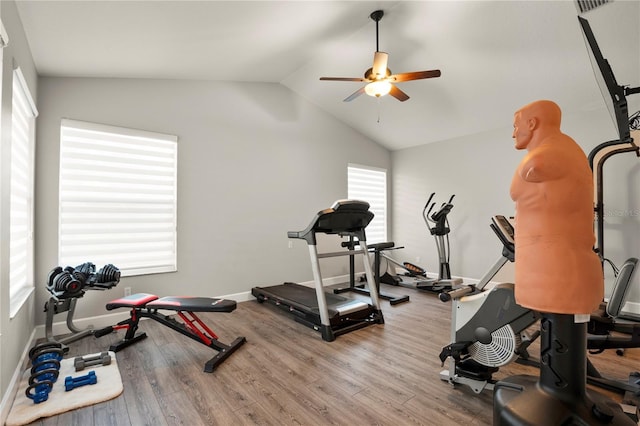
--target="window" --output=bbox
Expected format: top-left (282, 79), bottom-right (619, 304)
top-left (347, 164), bottom-right (387, 244)
top-left (59, 119), bottom-right (178, 276)
top-left (10, 68), bottom-right (38, 315)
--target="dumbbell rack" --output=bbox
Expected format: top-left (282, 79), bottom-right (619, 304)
top-left (44, 262), bottom-right (121, 348)
top-left (44, 292), bottom-right (95, 347)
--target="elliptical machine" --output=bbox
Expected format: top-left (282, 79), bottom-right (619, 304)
top-left (418, 193), bottom-right (458, 290)
top-left (379, 193), bottom-right (461, 292)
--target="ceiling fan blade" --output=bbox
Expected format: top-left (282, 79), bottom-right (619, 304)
top-left (389, 85), bottom-right (409, 102)
top-left (372, 52), bottom-right (389, 79)
top-left (343, 87), bottom-right (366, 102)
top-left (391, 69), bottom-right (441, 82)
top-left (320, 77), bottom-right (367, 82)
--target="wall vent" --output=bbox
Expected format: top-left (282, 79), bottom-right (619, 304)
top-left (575, 0), bottom-right (611, 14)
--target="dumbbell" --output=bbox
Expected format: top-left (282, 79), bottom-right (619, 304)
top-left (26, 342), bottom-right (63, 404)
top-left (28, 342), bottom-right (63, 361)
top-left (28, 368), bottom-right (59, 386)
top-left (31, 359), bottom-right (61, 376)
top-left (25, 380), bottom-right (54, 404)
top-left (65, 370), bottom-right (97, 391)
top-left (87, 264), bottom-right (121, 288)
top-left (74, 352), bottom-right (111, 371)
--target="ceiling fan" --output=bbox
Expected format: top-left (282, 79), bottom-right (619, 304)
top-left (320, 10), bottom-right (441, 102)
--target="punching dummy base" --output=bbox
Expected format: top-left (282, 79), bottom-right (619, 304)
top-left (493, 313), bottom-right (635, 425)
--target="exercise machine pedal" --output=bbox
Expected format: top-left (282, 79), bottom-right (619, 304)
top-left (456, 359), bottom-right (498, 382)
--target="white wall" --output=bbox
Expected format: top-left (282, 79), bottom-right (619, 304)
top-left (0, 0), bottom-right (39, 418)
top-left (391, 106), bottom-right (640, 308)
top-left (34, 77), bottom-right (391, 327)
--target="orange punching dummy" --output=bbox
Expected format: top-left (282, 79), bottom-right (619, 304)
top-left (510, 100), bottom-right (603, 315)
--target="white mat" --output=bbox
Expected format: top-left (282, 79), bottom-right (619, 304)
top-left (6, 351), bottom-right (123, 426)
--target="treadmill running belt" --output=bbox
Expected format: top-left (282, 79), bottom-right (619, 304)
top-left (263, 282), bottom-right (346, 308)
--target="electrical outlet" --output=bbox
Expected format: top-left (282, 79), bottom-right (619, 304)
top-left (124, 287), bottom-right (132, 297)
top-left (288, 241), bottom-right (293, 249)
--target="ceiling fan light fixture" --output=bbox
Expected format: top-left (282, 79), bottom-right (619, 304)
top-left (365, 80), bottom-right (392, 97)
top-left (319, 9), bottom-right (441, 103)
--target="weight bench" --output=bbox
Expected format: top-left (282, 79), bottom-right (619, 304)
top-left (95, 293), bottom-right (246, 372)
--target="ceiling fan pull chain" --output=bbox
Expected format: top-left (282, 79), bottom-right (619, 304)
top-left (377, 97), bottom-right (382, 123)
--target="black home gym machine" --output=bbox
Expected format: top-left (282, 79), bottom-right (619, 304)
top-left (583, 24), bottom-right (640, 406)
top-left (588, 114), bottom-right (640, 323)
top-left (587, 257), bottom-right (640, 406)
top-left (379, 192), bottom-right (461, 292)
top-left (251, 200), bottom-right (384, 342)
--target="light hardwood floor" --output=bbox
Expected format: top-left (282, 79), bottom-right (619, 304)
top-left (22, 284), bottom-right (640, 425)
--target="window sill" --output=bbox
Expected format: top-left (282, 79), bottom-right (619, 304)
top-left (10, 286), bottom-right (35, 319)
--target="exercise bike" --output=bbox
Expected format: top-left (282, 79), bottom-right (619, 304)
top-left (380, 193), bottom-right (462, 292)
top-left (439, 215), bottom-right (540, 394)
top-left (439, 216), bottom-right (640, 404)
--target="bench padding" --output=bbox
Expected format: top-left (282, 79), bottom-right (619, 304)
top-left (106, 293), bottom-right (236, 313)
top-left (106, 293), bottom-right (159, 310)
top-left (146, 296), bottom-right (236, 313)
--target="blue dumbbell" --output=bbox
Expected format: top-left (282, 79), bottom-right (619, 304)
top-left (25, 380), bottom-right (54, 404)
top-left (65, 370), bottom-right (97, 391)
top-left (28, 342), bottom-right (62, 360)
top-left (29, 368), bottom-right (59, 386)
top-left (31, 347), bottom-right (63, 365)
top-left (31, 358), bottom-right (61, 375)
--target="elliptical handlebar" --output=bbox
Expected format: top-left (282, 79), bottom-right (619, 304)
top-left (422, 192), bottom-right (436, 221)
top-left (423, 193), bottom-right (455, 237)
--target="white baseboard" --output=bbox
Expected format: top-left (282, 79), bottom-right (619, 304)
top-left (218, 290), bottom-right (255, 303)
top-left (243, 273), bottom-right (364, 293)
top-left (297, 272), bottom-right (365, 288)
top-left (0, 329), bottom-right (36, 426)
top-left (34, 311), bottom-right (132, 340)
top-left (621, 301), bottom-right (640, 318)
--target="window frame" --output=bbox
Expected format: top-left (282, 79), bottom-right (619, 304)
top-left (58, 119), bottom-right (178, 277)
top-left (9, 67), bottom-right (38, 317)
top-left (347, 163), bottom-right (388, 244)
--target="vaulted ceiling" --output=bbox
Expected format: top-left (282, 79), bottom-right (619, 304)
top-left (15, 1), bottom-right (640, 150)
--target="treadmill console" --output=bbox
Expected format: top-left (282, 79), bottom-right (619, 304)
top-left (288, 199), bottom-right (374, 245)
top-left (331, 199), bottom-right (370, 212)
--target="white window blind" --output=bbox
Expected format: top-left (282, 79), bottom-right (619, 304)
top-left (10, 68), bottom-right (37, 309)
top-left (348, 164), bottom-right (387, 244)
top-left (59, 119), bottom-right (178, 276)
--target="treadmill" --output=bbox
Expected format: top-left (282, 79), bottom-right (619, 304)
top-left (251, 200), bottom-right (384, 341)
